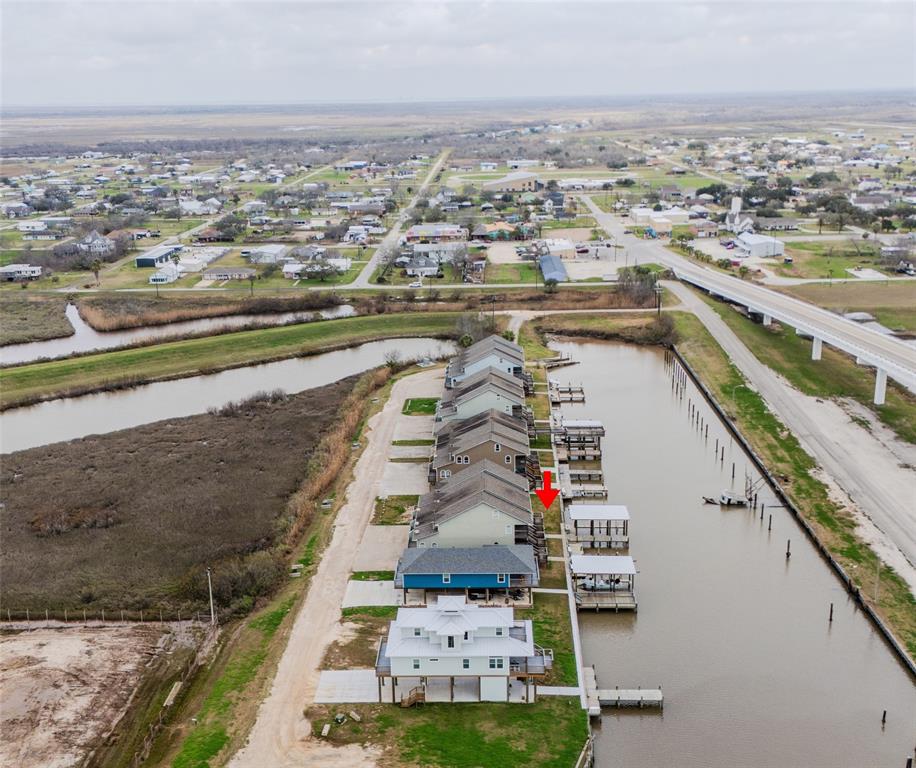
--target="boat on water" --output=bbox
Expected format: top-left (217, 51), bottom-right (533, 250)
top-left (702, 490), bottom-right (748, 506)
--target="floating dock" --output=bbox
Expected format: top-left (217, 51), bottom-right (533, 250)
top-left (597, 688), bottom-right (663, 709)
top-left (583, 666), bottom-right (663, 716)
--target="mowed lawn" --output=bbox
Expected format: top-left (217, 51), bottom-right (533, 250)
top-left (0, 312), bottom-right (460, 408)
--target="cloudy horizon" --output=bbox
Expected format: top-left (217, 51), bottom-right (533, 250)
top-left (2, 0), bottom-right (914, 108)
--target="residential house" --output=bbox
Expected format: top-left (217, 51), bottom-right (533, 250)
top-left (445, 335), bottom-right (525, 389)
top-left (0, 264), bottom-right (42, 281)
top-left (431, 411), bottom-right (533, 483)
top-left (750, 216), bottom-right (799, 232)
top-left (1, 202), bottom-right (31, 218)
top-left (411, 242), bottom-right (468, 264)
top-left (404, 256), bottom-right (440, 278)
top-left (248, 243), bottom-right (289, 264)
top-left (374, 596), bottom-right (552, 703)
top-left (78, 230), bottom-right (116, 257)
top-left (435, 368), bottom-right (526, 424)
top-left (241, 200), bottom-right (268, 217)
top-left (203, 266), bottom-right (257, 281)
top-left (149, 264), bottom-right (180, 284)
top-left (395, 546), bottom-right (539, 605)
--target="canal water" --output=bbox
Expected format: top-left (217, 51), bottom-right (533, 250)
top-left (550, 340), bottom-right (916, 768)
top-left (0, 303), bottom-right (357, 365)
top-left (0, 337), bottom-right (453, 453)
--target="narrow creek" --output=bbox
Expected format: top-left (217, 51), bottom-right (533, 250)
top-left (0, 303), bottom-right (357, 366)
top-left (0, 337), bottom-right (453, 453)
top-left (550, 339), bottom-right (916, 768)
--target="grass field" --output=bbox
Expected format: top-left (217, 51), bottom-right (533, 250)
top-left (516, 593), bottom-right (577, 687)
top-left (305, 696), bottom-right (588, 768)
top-left (0, 295), bottom-right (73, 345)
top-left (485, 261), bottom-right (540, 284)
top-left (0, 312), bottom-right (460, 408)
top-left (372, 495), bottom-right (420, 525)
top-left (778, 281), bottom-right (916, 333)
top-left (402, 397), bottom-right (439, 415)
top-left (699, 294), bottom-right (916, 443)
top-left (776, 241), bottom-right (888, 279)
top-left (0, 378), bottom-right (359, 615)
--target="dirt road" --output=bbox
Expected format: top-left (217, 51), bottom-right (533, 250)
top-left (228, 367), bottom-right (444, 768)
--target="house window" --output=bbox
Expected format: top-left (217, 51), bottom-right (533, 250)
top-left (504, 455), bottom-right (512, 465)
top-left (463, 631), bottom-right (469, 640)
top-left (447, 636), bottom-right (455, 648)
top-left (429, 658), bottom-right (439, 662)
top-left (412, 659), bottom-right (420, 670)
top-left (440, 469), bottom-right (448, 478)
top-left (462, 658), bottom-right (470, 669)
top-left (496, 627), bottom-right (504, 636)
top-left (504, 524), bottom-right (512, 535)
top-left (497, 573), bottom-right (506, 584)
top-left (442, 573), bottom-right (451, 584)
top-left (494, 443), bottom-right (501, 452)
top-left (414, 628), bottom-right (421, 637)
top-left (489, 657), bottom-right (504, 670)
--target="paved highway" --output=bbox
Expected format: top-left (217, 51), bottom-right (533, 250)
top-left (579, 195), bottom-right (916, 390)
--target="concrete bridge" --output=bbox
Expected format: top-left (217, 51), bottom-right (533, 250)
top-left (671, 263), bottom-right (916, 404)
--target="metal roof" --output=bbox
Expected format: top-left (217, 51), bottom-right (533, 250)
top-left (570, 554), bottom-right (636, 575)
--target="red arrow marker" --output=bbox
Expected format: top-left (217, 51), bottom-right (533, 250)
top-left (534, 469), bottom-right (559, 509)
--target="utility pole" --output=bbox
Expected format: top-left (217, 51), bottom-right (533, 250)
top-left (207, 567), bottom-right (216, 625)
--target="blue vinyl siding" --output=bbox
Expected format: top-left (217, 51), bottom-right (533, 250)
top-left (403, 573), bottom-right (509, 589)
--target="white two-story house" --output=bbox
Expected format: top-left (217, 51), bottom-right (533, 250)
top-left (375, 596), bottom-right (552, 703)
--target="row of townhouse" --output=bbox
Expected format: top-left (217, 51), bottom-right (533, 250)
top-left (377, 335), bottom-right (552, 703)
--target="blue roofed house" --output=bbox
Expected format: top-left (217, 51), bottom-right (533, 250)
top-left (395, 545), bottom-right (540, 606)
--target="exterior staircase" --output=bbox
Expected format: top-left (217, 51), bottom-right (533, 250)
top-left (400, 685), bottom-right (426, 708)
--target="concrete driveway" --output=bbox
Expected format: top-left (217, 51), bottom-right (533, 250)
top-left (352, 525), bottom-right (410, 571)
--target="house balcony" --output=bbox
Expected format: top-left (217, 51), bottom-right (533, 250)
top-left (375, 640), bottom-right (392, 677)
top-left (509, 646), bottom-right (554, 677)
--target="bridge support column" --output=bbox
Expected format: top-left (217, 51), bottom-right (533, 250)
top-left (811, 338), bottom-right (822, 361)
top-left (762, 314), bottom-right (772, 327)
top-left (874, 369), bottom-right (887, 406)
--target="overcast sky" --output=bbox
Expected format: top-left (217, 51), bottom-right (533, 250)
top-left (2, 0), bottom-right (914, 108)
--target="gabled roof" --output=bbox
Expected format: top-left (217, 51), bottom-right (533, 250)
top-left (434, 409), bottom-right (528, 443)
top-left (397, 545), bottom-right (538, 577)
top-left (416, 462), bottom-right (532, 535)
top-left (438, 368), bottom-right (524, 412)
top-left (446, 335), bottom-right (524, 379)
top-left (432, 418), bottom-right (530, 470)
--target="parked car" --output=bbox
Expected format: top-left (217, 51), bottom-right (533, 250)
top-left (408, 281), bottom-right (423, 288)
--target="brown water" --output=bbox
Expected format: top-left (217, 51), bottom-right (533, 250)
top-left (0, 337), bottom-right (453, 453)
top-left (0, 303), bottom-right (356, 365)
top-left (550, 340), bottom-right (916, 768)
